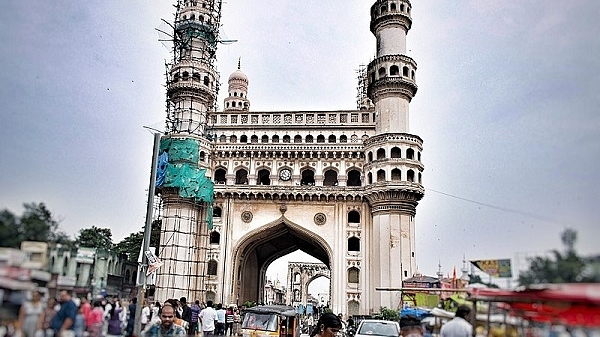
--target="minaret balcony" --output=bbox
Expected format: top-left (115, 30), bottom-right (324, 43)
top-left (167, 80), bottom-right (216, 99)
top-left (370, 11), bottom-right (412, 34)
top-left (367, 77), bottom-right (417, 102)
top-left (370, 0), bottom-right (413, 34)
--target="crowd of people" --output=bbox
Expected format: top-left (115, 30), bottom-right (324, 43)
top-left (7, 289), bottom-right (474, 337)
top-left (8, 289), bottom-right (242, 337)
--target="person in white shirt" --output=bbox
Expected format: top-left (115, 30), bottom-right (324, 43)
top-left (199, 300), bottom-right (218, 335)
top-left (440, 305), bottom-right (473, 337)
top-left (141, 300), bottom-right (151, 330)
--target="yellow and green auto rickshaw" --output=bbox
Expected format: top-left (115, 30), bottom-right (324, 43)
top-left (241, 305), bottom-right (300, 337)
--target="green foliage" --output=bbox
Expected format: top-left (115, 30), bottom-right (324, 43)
top-left (0, 203), bottom-right (72, 247)
top-left (518, 229), bottom-right (594, 286)
top-left (371, 307), bottom-right (399, 321)
top-left (243, 300), bottom-right (256, 308)
top-left (113, 219), bottom-right (162, 262)
top-left (75, 226), bottom-right (113, 249)
top-left (0, 210), bottom-right (21, 247)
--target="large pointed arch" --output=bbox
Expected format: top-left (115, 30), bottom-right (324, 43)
top-left (232, 215), bottom-right (333, 304)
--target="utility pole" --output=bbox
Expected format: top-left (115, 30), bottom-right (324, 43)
top-left (134, 132), bottom-right (161, 336)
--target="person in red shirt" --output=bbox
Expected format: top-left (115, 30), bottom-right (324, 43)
top-left (86, 300), bottom-right (105, 337)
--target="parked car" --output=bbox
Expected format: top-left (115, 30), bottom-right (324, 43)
top-left (354, 319), bottom-right (400, 337)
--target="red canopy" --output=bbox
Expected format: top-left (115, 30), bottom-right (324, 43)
top-left (468, 284), bottom-right (600, 327)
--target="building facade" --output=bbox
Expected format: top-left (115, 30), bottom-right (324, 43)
top-left (154, 0), bottom-right (424, 315)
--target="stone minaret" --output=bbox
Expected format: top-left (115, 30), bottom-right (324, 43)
top-left (224, 59), bottom-right (250, 112)
top-left (364, 0), bottom-right (424, 310)
top-left (155, 0), bottom-right (222, 301)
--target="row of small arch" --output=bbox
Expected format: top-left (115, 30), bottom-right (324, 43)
top-left (171, 71), bottom-right (211, 86)
top-left (372, 1), bottom-right (411, 16)
top-left (214, 168), bottom-right (363, 186)
top-left (368, 147), bottom-right (421, 162)
top-left (214, 167), bottom-right (422, 185)
top-left (373, 65), bottom-right (415, 81)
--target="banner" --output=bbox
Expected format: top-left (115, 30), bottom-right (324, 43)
top-left (471, 259), bottom-right (512, 278)
top-left (145, 250), bottom-right (163, 276)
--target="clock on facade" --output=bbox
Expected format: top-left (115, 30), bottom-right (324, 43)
top-left (279, 168), bottom-right (291, 181)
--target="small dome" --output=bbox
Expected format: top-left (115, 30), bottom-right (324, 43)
top-left (228, 69), bottom-right (248, 82)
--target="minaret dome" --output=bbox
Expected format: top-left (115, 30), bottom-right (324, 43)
top-left (224, 59), bottom-right (250, 112)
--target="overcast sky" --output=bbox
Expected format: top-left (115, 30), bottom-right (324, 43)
top-left (1, 0), bottom-right (599, 286)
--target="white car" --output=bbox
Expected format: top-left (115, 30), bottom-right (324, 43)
top-left (354, 319), bottom-right (400, 337)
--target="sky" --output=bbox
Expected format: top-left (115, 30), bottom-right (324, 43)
top-left (1, 0), bottom-right (599, 290)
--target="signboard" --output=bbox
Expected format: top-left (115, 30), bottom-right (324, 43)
top-left (75, 247), bottom-right (96, 264)
top-left (471, 259), bottom-right (512, 278)
top-left (145, 250), bottom-right (163, 276)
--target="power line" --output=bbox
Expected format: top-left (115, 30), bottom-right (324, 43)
top-left (425, 187), bottom-right (566, 226)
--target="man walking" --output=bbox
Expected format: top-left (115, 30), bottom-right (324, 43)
top-left (199, 300), bottom-right (218, 336)
top-left (190, 300), bottom-right (202, 335)
top-left (143, 304), bottom-right (186, 336)
top-left (215, 304), bottom-right (226, 335)
top-left (180, 297), bottom-right (193, 335)
top-left (440, 305), bottom-right (473, 337)
top-left (50, 289), bottom-right (78, 337)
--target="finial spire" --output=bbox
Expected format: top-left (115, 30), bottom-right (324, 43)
top-left (237, 57), bottom-right (241, 70)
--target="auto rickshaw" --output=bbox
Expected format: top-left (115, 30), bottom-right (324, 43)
top-left (241, 305), bottom-right (300, 337)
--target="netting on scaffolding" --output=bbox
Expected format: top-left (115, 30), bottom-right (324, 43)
top-left (356, 64), bottom-right (373, 110)
top-left (153, 136), bottom-right (215, 301)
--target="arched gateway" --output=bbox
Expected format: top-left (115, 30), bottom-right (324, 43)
top-left (153, 0), bottom-right (425, 316)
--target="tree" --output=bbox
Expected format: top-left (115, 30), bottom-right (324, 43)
top-left (75, 226), bottom-right (113, 249)
top-left (518, 229), bottom-right (591, 286)
top-left (20, 203), bottom-right (61, 242)
top-left (0, 203), bottom-right (72, 248)
top-left (114, 219), bottom-right (162, 262)
top-left (372, 307), bottom-right (399, 321)
top-left (114, 231), bottom-right (144, 262)
top-left (0, 209), bottom-right (21, 248)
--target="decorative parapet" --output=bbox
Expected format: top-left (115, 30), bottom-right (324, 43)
top-left (211, 110), bottom-right (375, 128)
top-left (363, 133), bottom-right (423, 148)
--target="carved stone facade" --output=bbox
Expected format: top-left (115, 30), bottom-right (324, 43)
top-left (155, 0), bottom-right (424, 315)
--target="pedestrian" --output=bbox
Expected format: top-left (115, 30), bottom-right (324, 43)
top-left (125, 297), bottom-right (137, 337)
top-left (142, 304), bottom-right (186, 336)
top-left (73, 305), bottom-right (86, 337)
top-left (399, 315), bottom-right (424, 337)
top-left (141, 300), bottom-right (151, 331)
top-left (86, 300), bottom-right (104, 337)
top-left (309, 313), bottom-right (342, 337)
top-left (225, 306), bottom-right (234, 336)
top-left (106, 300), bottom-right (125, 337)
top-left (41, 297), bottom-right (58, 337)
top-left (440, 305), bottom-right (473, 337)
top-left (15, 290), bottom-right (45, 337)
top-left (190, 300), bottom-right (201, 335)
top-left (215, 304), bottom-right (226, 335)
top-left (151, 301), bottom-right (162, 325)
top-left (79, 298), bottom-right (92, 332)
top-left (50, 289), bottom-right (78, 337)
top-left (306, 313), bottom-right (315, 334)
top-left (199, 300), bottom-right (218, 336)
top-left (180, 297), bottom-right (192, 334)
top-left (233, 308), bottom-right (241, 336)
